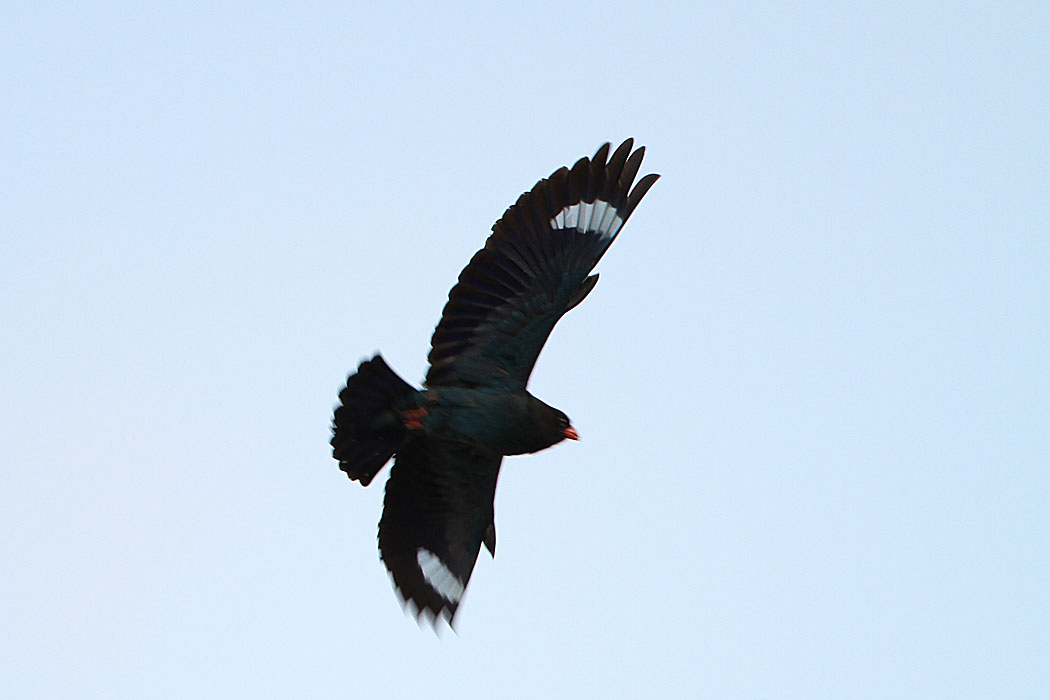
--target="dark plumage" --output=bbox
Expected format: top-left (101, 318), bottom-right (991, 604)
top-left (331, 139), bottom-right (659, 626)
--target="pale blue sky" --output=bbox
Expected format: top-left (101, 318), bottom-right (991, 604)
top-left (2, 2), bottom-right (1047, 698)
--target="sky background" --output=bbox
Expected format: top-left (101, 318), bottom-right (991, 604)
top-left (2, 2), bottom-right (1048, 698)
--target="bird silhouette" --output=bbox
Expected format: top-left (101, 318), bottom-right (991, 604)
top-left (332, 139), bottom-right (659, 626)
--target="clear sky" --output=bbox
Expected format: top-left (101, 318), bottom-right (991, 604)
top-left (2, 2), bottom-right (1047, 698)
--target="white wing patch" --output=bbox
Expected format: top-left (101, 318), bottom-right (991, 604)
top-left (416, 548), bottom-right (465, 604)
top-left (551, 200), bottom-right (624, 240)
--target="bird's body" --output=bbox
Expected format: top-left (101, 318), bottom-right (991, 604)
top-left (409, 387), bottom-right (570, 456)
top-left (331, 140), bottom-right (658, 625)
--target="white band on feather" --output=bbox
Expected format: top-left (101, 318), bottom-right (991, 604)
top-left (417, 548), bottom-right (465, 604)
top-left (551, 201), bottom-right (624, 240)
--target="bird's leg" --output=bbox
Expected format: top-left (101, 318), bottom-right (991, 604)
top-left (402, 407), bottom-right (429, 430)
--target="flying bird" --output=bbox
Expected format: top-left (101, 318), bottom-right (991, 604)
top-left (332, 139), bottom-right (658, 626)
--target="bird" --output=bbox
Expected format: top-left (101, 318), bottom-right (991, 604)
top-left (331, 139), bottom-right (659, 626)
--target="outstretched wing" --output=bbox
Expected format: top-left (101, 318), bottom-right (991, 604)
top-left (378, 437), bottom-right (502, 626)
top-left (425, 139), bottom-right (659, 390)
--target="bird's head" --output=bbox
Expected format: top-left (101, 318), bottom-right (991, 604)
top-left (527, 402), bottom-right (578, 452)
top-left (555, 410), bottom-right (579, 442)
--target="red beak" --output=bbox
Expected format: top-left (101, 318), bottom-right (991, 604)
top-left (563, 426), bottom-right (579, 441)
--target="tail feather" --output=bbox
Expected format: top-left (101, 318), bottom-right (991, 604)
top-left (332, 354), bottom-right (417, 486)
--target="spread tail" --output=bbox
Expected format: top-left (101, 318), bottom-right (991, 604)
top-left (331, 354), bottom-right (417, 486)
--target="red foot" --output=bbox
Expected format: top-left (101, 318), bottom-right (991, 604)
top-left (402, 407), bottom-right (429, 430)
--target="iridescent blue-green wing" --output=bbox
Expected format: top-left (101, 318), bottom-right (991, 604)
top-left (378, 437), bottom-right (502, 626)
top-left (425, 139), bottom-right (659, 391)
